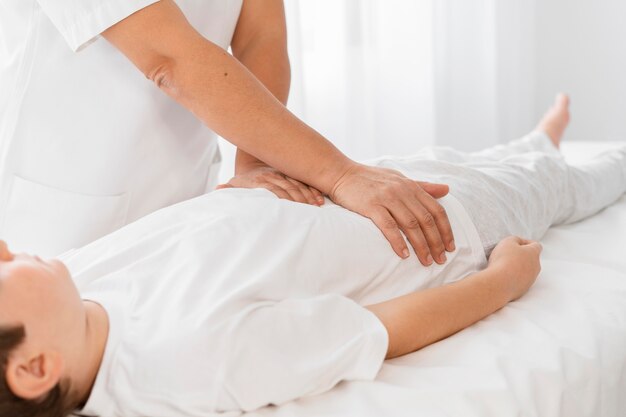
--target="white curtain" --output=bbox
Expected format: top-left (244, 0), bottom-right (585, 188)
top-left (285, 0), bottom-right (537, 158)
top-left (219, 0), bottom-right (626, 183)
top-left (285, 0), bottom-right (437, 161)
top-left (219, 0), bottom-right (538, 181)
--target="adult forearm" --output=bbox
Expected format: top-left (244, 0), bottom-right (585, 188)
top-left (153, 37), bottom-right (350, 194)
top-left (367, 267), bottom-right (510, 359)
top-left (234, 37), bottom-right (291, 174)
top-left (235, 35), bottom-right (291, 104)
top-left (103, 0), bottom-right (458, 264)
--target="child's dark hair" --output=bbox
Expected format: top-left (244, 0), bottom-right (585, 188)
top-left (0, 325), bottom-right (76, 417)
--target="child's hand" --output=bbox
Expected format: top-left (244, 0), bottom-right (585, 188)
top-left (487, 236), bottom-right (543, 302)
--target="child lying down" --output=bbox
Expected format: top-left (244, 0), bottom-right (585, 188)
top-left (1, 95), bottom-right (625, 416)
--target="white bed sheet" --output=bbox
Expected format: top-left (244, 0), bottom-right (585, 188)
top-left (248, 141), bottom-right (626, 417)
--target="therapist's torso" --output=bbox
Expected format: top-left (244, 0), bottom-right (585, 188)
top-left (0, 0), bottom-right (243, 256)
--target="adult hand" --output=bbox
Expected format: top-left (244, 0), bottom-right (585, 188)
top-left (329, 163), bottom-right (455, 266)
top-left (217, 165), bottom-right (325, 206)
top-left (487, 236), bottom-right (543, 302)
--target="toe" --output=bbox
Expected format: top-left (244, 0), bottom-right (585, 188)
top-left (556, 93), bottom-right (570, 109)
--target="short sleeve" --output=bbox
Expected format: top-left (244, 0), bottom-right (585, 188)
top-left (36, 0), bottom-right (160, 52)
top-left (216, 295), bottom-right (389, 412)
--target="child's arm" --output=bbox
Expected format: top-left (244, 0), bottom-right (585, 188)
top-left (367, 236), bottom-right (543, 359)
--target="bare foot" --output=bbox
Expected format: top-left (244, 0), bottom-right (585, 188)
top-left (536, 93), bottom-right (570, 149)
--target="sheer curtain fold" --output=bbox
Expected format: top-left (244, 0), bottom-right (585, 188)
top-left (219, 0), bottom-right (538, 183)
top-left (285, 0), bottom-right (537, 157)
top-left (286, 0), bottom-right (436, 160)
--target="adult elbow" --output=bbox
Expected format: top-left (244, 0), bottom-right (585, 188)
top-left (145, 57), bottom-right (180, 97)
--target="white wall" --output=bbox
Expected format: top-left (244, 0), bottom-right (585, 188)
top-left (534, 0), bottom-right (626, 142)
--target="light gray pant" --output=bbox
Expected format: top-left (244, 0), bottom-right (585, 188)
top-left (447, 132), bottom-right (626, 255)
top-left (380, 132), bottom-right (626, 256)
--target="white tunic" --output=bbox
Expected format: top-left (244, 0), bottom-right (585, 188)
top-left (0, 0), bottom-right (243, 257)
top-left (60, 186), bottom-right (486, 415)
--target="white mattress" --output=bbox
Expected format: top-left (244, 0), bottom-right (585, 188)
top-left (248, 142), bottom-right (626, 417)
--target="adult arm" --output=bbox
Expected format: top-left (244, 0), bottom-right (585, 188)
top-left (368, 237), bottom-right (542, 358)
top-left (221, 0), bottom-right (324, 206)
top-left (102, 0), bottom-right (454, 265)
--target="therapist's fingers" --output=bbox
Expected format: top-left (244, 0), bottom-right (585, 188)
top-left (216, 171), bottom-right (323, 206)
top-left (309, 186), bottom-right (325, 205)
top-left (263, 183), bottom-right (294, 201)
top-left (415, 181), bottom-right (450, 199)
top-left (413, 185), bottom-right (455, 253)
top-left (286, 177), bottom-right (321, 206)
top-left (410, 203), bottom-right (446, 265)
top-left (267, 177), bottom-right (310, 205)
top-left (384, 200), bottom-right (436, 265)
top-left (379, 183), bottom-right (449, 265)
top-left (402, 190), bottom-right (448, 263)
top-left (368, 207), bottom-right (413, 260)
top-left (326, 163), bottom-right (454, 263)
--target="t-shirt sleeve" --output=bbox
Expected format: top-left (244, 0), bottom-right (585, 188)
top-left (216, 295), bottom-right (389, 412)
top-left (36, 0), bottom-right (160, 52)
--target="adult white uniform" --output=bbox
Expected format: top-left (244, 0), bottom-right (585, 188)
top-left (0, 0), bottom-right (243, 257)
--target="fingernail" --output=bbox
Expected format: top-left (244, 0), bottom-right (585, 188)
top-left (426, 254), bottom-right (434, 265)
top-left (317, 197), bottom-right (325, 204)
top-left (448, 241), bottom-right (456, 251)
top-left (402, 249), bottom-right (410, 259)
top-left (439, 253), bottom-right (447, 263)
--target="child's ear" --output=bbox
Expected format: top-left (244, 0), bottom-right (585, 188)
top-left (5, 349), bottom-right (64, 400)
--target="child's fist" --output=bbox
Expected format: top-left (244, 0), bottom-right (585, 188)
top-left (487, 236), bottom-right (543, 302)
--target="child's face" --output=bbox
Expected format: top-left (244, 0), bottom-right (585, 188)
top-left (0, 240), bottom-right (84, 348)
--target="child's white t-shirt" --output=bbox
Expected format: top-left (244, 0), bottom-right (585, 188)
top-left (62, 187), bottom-right (485, 416)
